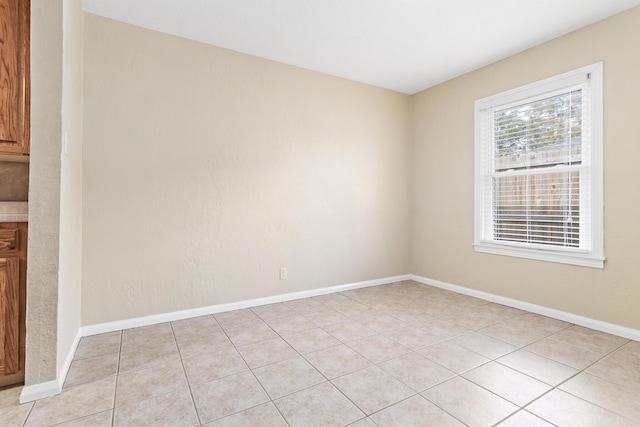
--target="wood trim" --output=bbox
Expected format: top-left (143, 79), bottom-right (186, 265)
top-left (18, 223), bottom-right (26, 372)
top-left (0, 257), bottom-right (19, 375)
top-left (19, 0), bottom-right (29, 154)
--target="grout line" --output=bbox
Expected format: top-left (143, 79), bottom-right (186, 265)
top-left (170, 320), bottom-right (204, 427)
top-left (110, 329), bottom-right (123, 427)
top-left (218, 312), bottom-right (294, 425)
top-left (19, 397), bottom-right (35, 427)
top-left (544, 340), bottom-right (636, 421)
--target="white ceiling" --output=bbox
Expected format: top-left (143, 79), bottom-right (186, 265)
top-left (81, 0), bottom-right (640, 94)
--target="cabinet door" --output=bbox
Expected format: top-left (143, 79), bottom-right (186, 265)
top-left (0, 257), bottom-right (19, 376)
top-left (0, 0), bottom-right (30, 155)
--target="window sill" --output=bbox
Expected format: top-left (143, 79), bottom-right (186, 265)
top-left (473, 242), bottom-right (605, 268)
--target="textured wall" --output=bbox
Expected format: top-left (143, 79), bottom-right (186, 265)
top-left (26, 0), bottom-right (63, 385)
top-left (82, 15), bottom-right (411, 325)
top-left (57, 0), bottom-right (84, 374)
top-left (411, 6), bottom-right (640, 329)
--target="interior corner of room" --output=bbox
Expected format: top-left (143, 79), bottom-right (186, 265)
top-left (2, 0), bottom-right (639, 402)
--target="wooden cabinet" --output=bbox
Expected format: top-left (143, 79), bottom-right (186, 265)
top-left (0, 223), bottom-right (26, 378)
top-left (0, 0), bottom-right (29, 383)
top-left (0, 0), bottom-right (30, 155)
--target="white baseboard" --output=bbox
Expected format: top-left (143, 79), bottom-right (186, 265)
top-left (19, 328), bottom-right (82, 404)
top-left (57, 329), bottom-right (83, 390)
top-left (411, 274), bottom-right (640, 342)
top-left (81, 274), bottom-right (412, 337)
top-left (22, 275), bottom-right (410, 403)
top-left (21, 272), bottom-right (638, 405)
top-left (19, 380), bottom-right (60, 404)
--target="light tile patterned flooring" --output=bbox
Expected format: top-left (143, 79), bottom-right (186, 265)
top-left (2, 280), bottom-right (640, 426)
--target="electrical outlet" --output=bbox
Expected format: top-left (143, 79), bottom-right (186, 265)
top-left (279, 267), bottom-right (287, 280)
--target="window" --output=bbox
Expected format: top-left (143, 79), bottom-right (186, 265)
top-left (474, 63), bottom-right (604, 268)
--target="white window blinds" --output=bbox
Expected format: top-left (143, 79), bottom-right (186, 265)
top-left (474, 63), bottom-right (604, 268)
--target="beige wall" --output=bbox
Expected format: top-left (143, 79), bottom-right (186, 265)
top-left (81, 15), bottom-right (411, 325)
top-left (26, 0), bottom-right (64, 384)
top-left (411, 6), bottom-right (640, 330)
top-left (57, 0), bottom-right (84, 374)
top-left (26, 0), bottom-right (83, 387)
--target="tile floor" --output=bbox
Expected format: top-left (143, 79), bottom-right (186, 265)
top-left (2, 280), bottom-right (639, 426)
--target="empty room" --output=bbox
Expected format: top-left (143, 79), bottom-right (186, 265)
top-left (1, 0), bottom-right (640, 425)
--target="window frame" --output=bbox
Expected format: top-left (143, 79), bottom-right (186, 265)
top-left (474, 63), bottom-right (604, 268)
